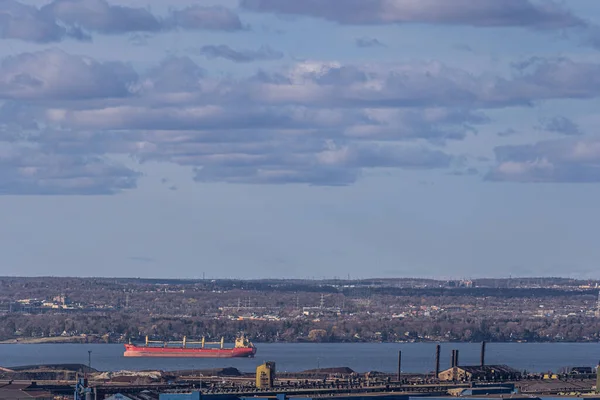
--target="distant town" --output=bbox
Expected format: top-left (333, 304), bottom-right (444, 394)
top-left (1, 276), bottom-right (599, 344)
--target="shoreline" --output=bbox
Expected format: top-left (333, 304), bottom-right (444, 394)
top-left (2, 338), bottom-right (600, 345)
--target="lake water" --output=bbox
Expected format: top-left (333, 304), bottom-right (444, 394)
top-left (1, 342), bottom-right (599, 374)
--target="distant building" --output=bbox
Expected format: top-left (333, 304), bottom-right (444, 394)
top-left (0, 383), bottom-right (53, 400)
top-left (107, 393), bottom-right (160, 400)
top-left (438, 365), bottom-right (521, 381)
top-left (565, 366), bottom-right (593, 375)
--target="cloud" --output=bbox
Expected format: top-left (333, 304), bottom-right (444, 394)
top-left (128, 32), bottom-right (152, 46)
top-left (497, 128), bottom-right (518, 137)
top-left (238, 58), bottom-right (600, 109)
top-left (41, 0), bottom-right (162, 34)
top-left (193, 143), bottom-right (453, 185)
top-left (355, 37), bottom-right (385, 48)
top-left (487, 138), bottom-right (600, 182)
top-left (0, 0), bottom-right (245, 43)
top-left (0, 0), bottom-right (90, 42)
top-left (240, 0), bottom-right (586, 30)
top-left (196, 45), bottom-right (283, 63)
top-left (166, 5), bottom-right (245, 31)
top-left (143, 56), bottom-right (205, 93)
top-left (0, 145), bottom-right (140, 194)
top-left (0, 49), bottom-right (137, 100)
top-left (7, 50), bottom-right (600, 190)
top-left (538, 116), bottom-right (582, 136)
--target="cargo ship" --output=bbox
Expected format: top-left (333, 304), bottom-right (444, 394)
top-left (123, 334), bottom-right (256, 358)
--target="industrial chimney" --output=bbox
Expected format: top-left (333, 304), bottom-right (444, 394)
top-left (480, 341), bottom-right (486, 366)
top-left (397, 350), bottom-right (402, 382)
top-left (454, 349), bottom-right (459, 367)
top-left (435, 344), bottom-right (441, 377)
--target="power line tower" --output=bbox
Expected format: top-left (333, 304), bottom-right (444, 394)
top-left (319, 294), bottom-right (325, 309)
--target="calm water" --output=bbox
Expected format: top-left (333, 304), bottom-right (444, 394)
top-left (0, 342), bottom-right (599, 374)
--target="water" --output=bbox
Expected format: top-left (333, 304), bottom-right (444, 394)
top-left (0, 342), bottom-right (599, 374)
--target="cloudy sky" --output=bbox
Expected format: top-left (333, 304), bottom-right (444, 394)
top-left (2, 0), bottom-right (600, 279)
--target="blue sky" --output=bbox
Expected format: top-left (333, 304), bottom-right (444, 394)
top-left (2, 0), bottom-right (600, 279)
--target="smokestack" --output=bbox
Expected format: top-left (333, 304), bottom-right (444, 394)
top-left (450, 350), bottom-right (456, 368)
top-left (455, 349), bottom-right (459, 367)
top-left (435, 344), bottom-right (441, 377)
top-left (596, 361), bottom-right (600, 393)
top-left (480, 341), bottom-right (486, 366)
top-left (397, 350), bottom-right (402, 382)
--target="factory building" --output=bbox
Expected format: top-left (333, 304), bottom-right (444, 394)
top-left (438, 365), bottom-right (521, 382)
top-left (256, 361), bottom-right (276, 389)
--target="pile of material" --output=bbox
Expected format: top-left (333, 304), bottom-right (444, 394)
top-left (94, 370), bottom-right (164, 381)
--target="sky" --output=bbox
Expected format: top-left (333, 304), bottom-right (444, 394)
top-left (2, 0), bottom-right (600, 279)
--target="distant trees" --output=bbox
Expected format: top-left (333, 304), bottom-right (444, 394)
top-left (0, 277), bottom-right (599, 343)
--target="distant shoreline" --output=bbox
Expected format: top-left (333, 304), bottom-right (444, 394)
top-left (0, 336), bottom-right (97, 344)
top-left (2, 338), bottom-right (599, 345)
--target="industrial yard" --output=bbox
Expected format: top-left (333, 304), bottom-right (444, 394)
top-left (2, 341), bottom-right (600, 400)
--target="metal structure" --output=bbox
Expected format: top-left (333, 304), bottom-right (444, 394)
top-left (74, 375), bottom-right (94, 400)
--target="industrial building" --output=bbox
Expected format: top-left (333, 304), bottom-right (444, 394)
top-left (256, 362), bottom-right (276, 389)
top-left (438, 365), bottom-right (521, 382)
top-left (0, 383), bottom-right (53, 400)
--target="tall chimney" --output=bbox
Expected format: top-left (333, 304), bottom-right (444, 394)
top-left (397, 350), bottom-right (402, 382)
top-left (435, 344), bottom-right (441, 377)
top-left (480, 341), bottom-right (486, 366)
top-left (450, 350), bottom-right (456, 368)
top-left (596, 361), bottom-right (600, 394)
top-left (454, 349), bottom-right (459, 367)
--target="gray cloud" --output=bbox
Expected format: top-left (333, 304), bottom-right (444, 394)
top-left (197, 45), bottom-right (283, 63)
top-left (538, 116), bottom-right (582, 136)
top-left (193, 143), bottom-right (452, 185)
top-left (0, 49), bottom-right (137, 100)
top-left (497, 128), bottom-right (518, 137)
top-left (143, 56), bottom-right (205, 93)
top-left (7, 50), bottom-right (600, 189)
top-left (194, 165), bottom-right (357, 186)
top-left (128, 32), bottom-right (152, 46)
top-left (0, 0), bottom-right (90, 42)
top-left (41, 0), bottom-right (162, 34)
top-left (0, 145), bottom-right (140, 194)
top-left (240, 0), bottom-right (585, 30)
top-left (0, 0), bottom-right (244, 43)
top-left (239, 58), bottom-right (600, 109)
top-left (355, 37), bottom-right (385, 48)
top-left (166, 5), bottom-right (245, 31)
top-left (487, 138), bottom-right (600, 182)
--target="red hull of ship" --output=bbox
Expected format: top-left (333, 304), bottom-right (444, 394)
top-left (123, 344), bottom-right (256, 358)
